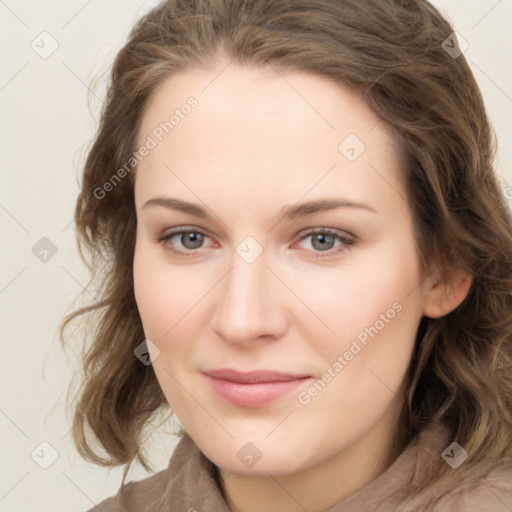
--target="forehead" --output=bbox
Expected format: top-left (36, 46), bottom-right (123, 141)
top-left (138, 63), bottom-right (397, 145)
top-left (135, 63), bottom-right (407, 218)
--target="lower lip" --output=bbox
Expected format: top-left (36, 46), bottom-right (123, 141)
top-left (206, 375), bottom-right (311, 408)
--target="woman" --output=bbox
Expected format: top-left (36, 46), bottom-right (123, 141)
top-left (61, 0), bottom-right (512, 510)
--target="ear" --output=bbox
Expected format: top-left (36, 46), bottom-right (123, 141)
top-left (422, 264), bottom-right (473, 319)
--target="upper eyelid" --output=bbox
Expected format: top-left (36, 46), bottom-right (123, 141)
top-left (298, 227), bottom-right (355, 239)
top-left (158, 226), bottom-right (215, 242)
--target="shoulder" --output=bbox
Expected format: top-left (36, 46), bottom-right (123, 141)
top-left (85, 467), bottom-right (171, 512)
top-left (427, 460), bottom-right (512, 512)
top-left (84, 431), bottom-right (220, 512)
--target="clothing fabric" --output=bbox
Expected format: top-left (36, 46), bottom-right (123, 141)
top-left (88, 424), bottom-right (512, 511)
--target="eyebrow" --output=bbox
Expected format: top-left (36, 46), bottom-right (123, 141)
top-left (142, 197), bottom-right (378, 221)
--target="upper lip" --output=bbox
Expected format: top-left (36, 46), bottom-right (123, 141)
top-left (204, 368), bottom-right (311, 384)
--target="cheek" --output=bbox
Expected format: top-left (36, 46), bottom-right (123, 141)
top-left (303, 243), bottom-right (424, 408)
top-left (133, 243), bottom-right (208, 339)
top-left (133, 248), bottom-right (200, 406)
top-left (293, 243), bottom-right (422, 352)
top-left (133, 254), bottom-right (169, 338)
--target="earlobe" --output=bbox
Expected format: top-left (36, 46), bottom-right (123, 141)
top-left (422, 266), bottom-right (473, 319)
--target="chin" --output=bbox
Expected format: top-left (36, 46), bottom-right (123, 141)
top-left (197, 432), bottom-right (310, 477)
top-left (218, 452), bottom-right (304, 478)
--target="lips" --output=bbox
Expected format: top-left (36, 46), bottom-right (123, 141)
top-left (204, 368), bottom-right (311, 383)
top-left (204, 368), bottom-right (312, 408)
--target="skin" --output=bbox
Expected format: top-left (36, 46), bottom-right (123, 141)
top-left (132, 60), bottom-right (471, 512)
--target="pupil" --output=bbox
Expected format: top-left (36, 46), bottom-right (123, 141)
top-left (183, 232), bottom-right (203, 249)
top-left (313, 234), bottom-right (334, 251)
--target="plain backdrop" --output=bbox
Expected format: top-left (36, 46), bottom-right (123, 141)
top-left (1, 1), bottom-right (511, 511)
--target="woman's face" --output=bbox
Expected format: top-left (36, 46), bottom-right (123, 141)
top-left (133, 63), bottom-right (433, 477)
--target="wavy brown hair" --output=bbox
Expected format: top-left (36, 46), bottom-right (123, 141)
top-left (61, 0), bottom-right (512, 498)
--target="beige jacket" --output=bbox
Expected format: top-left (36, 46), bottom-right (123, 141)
top-left (88, 424), bottom-right (512, 511)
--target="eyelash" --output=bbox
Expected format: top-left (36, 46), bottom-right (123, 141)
top-left (157, 227), bottom-right (355, 259)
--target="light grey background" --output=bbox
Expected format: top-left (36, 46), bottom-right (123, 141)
top-left (1, 1), bottom-right (511, 511)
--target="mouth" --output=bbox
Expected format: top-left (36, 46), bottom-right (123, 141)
top-left (203, 368), bottom-right (313, 408)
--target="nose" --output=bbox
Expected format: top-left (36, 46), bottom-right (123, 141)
top-left (211, 248), bottom-right (288, 346)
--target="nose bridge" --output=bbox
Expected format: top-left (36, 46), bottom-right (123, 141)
top-left (212, 247), bottom-right (284, 343)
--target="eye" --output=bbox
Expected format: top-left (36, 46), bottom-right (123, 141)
top-left (157, 227), bottom-right (355, 259)
top-left (157, 228), bottom-right (213, 257)
top-left (295, 228), bottom-right (354, 257)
